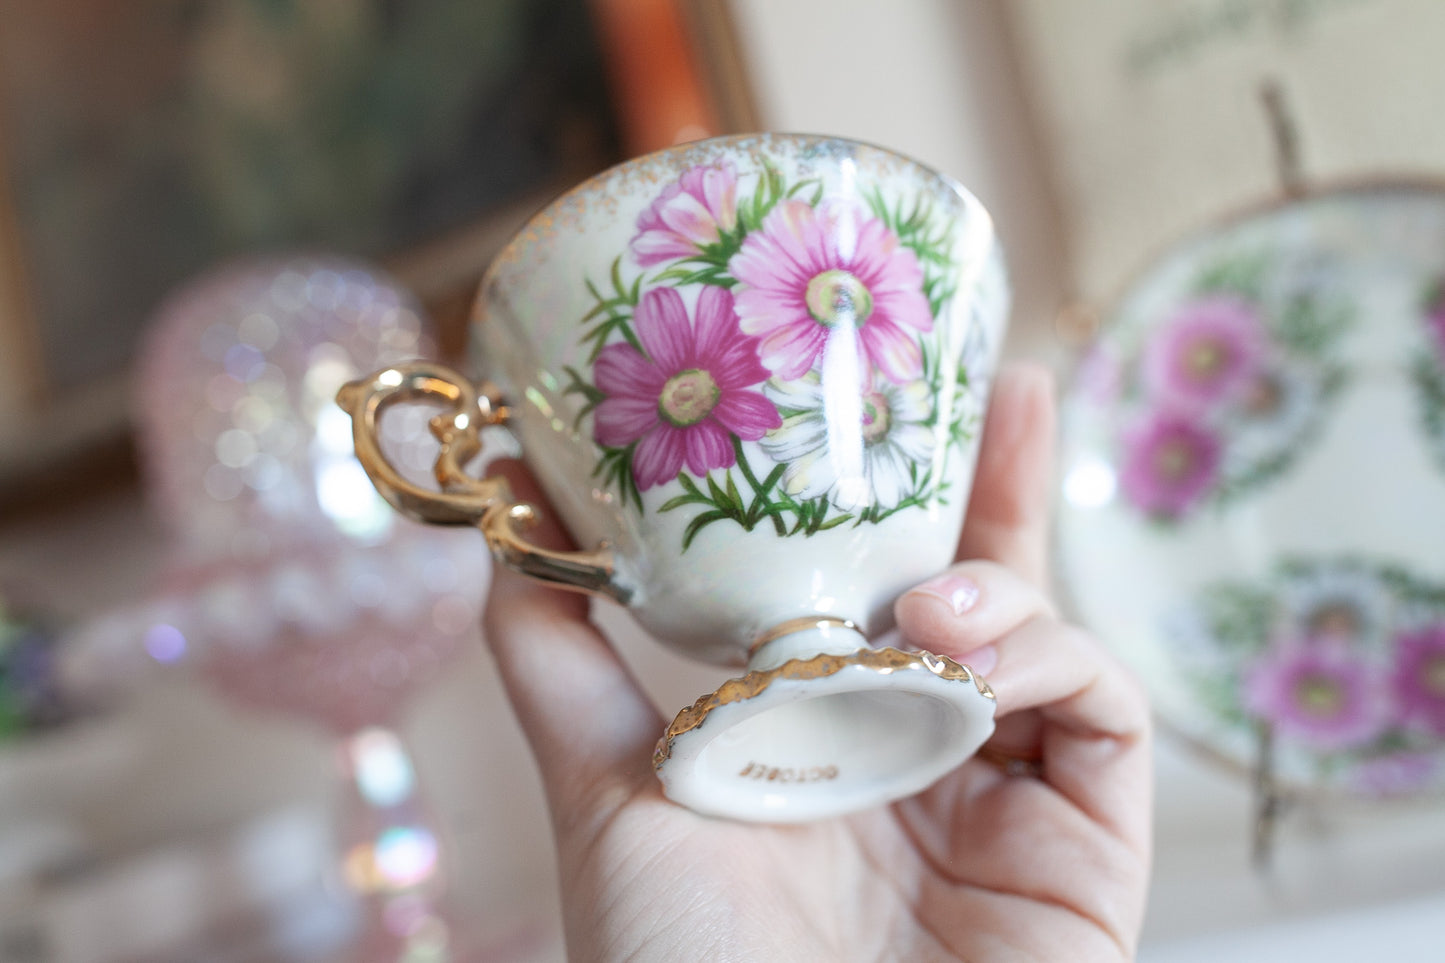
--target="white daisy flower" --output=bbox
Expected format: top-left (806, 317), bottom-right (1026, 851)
top-left (1279, 562), bottom-right (1393, 647)
top-left (1218, 355), bottom-right (1327, 476)
top-left (1161, 602), bottom-right (1236, 676)
top-left (760, 373), bottom-right (937, 511)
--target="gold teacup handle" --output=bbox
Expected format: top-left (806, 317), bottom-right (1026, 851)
top-left (336, 361), bottom-right (626, 601)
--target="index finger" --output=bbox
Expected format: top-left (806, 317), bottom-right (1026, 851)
top-left (481, 459), bottom-right (664, 816)
top-left (956, 362), bottom-right (1056, 588)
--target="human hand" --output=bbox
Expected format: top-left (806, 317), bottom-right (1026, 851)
top-left (482, 363), bottom-right (1152, 962)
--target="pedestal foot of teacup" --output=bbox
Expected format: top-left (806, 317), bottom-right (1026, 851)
top-left (652, 635), bottom-right (997, 823)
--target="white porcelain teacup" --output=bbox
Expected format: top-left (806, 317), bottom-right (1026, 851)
top-left (338, 133), bottom-right (1009, 821)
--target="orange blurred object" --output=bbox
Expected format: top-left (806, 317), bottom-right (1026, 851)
top-left (587, 0), bottom-right (721, 155)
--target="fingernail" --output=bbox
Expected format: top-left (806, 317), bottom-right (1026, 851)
top-left (911, 574), bottom-right (981, 616)
top-left (963, 644), bottom-right (998, 677)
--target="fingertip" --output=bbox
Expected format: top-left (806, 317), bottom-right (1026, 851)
top-left (963, 643), bottom-right (998, 677)
top-left (891, 584), bottom-right (995, 681)
top-left (997, 359), bottom-right (1056, 401)
top-left (993, 361), bottom-right (1057, 424)
top-left (979, 360), bottom-right (1057, 492)
top-left (906, 572), bottom-right (982, 618)
top-left (893, 572), bottom-right (986, 653)
top-left (893, 560), bottom-right (1054, 659)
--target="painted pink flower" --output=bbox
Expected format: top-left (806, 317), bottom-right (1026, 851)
top-left (1141, 296), bottom-right (1269, 410)
top-left (728, 198), bottom-right (933, 383)
top-left (1243, 640), bottom-right (1391, 752)
top-left (631, 162), bottom-right (738, 266)
top-left (593, 286), bottom-right (780, 490)
top-left (1350, 752), bottom-right (1437, 798)
top-left (1391, 622), bottom-right (1445, 736)
top-left (1117, 413), bottom-right (1221, 517)
top-left (1426, 288), bottom-right (1445, 365)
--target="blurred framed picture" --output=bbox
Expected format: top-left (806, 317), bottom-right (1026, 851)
top-left (0, 0), bottom-right (755, 497)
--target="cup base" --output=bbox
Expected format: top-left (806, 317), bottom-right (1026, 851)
top-left (652, 647), bottom-right (996, 822)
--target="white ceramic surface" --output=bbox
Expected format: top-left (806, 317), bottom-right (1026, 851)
top-left (1058, 183), bottom-right (1445, 798)
top-left (655, 624), bottom-right (998, 822)
top-left (355, 134), bottom-right (1011, 820)
top-left (475, 133), bottom-right (1008, 660)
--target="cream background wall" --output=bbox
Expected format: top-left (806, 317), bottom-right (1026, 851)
top-left (728, 0), bottom-right (1069, 361)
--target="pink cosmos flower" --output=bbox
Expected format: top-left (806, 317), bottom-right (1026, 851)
top-left (728, 198), bottom-right (933, 383)
top-left (1243, 640), bottom-right (1390, 752)
top-left (1141, 296), bottom-right (1269, 410)
top-left (631, 162), bottom-right (738, 266)
top-left (1391, 622), bottom-right (1445, 736)
top-left (592, 286), bottom-right (780, 490)
top-left (1350, 751), bottom-right (1437, 798)
top-left (1117, 412), bottom-right (1221, 517)
top-left (1427, 290), bottom-right (1445, 365)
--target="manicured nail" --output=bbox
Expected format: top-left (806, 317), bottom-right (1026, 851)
top-left (911, 573), bottom-right (981, 616)
top-left (963, 644), bottom-right (998, 677)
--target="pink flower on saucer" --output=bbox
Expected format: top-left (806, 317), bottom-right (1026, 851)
top-left (1243, 640), bottom-right (1390, 752)
top-left (1117, 413), bottom-right (1221, 518)
top-left (728, 199), bottom-right (932, 383)
top-left (1426, 289), bottom-right (1445, 365)
top-left (593, 286), bottom-right (780, 490)
top-left (631, 162), bottom-right (739, 266)
top-left (1141, 296), bottom-right (1268, 410)
top-left (1350, 751), bottom-right (1437, 798)
top-left (1391, 622), bottom-right (1445, 736)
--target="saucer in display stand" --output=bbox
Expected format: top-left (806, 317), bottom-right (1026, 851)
top-left (1057, 183), bottom-right (1445, 799)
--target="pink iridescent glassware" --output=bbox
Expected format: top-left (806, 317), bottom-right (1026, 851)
top-left (131, 256), bottom-right (492, 960)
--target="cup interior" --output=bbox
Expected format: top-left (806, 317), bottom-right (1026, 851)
top-left (659, 656), bottom-right (996, 822)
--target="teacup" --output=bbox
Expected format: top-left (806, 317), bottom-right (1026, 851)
top-left (338, 133), bottom-right (1009, 821)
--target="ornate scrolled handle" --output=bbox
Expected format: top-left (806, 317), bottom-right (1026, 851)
top-left (336, 361), bottom-right (626, 601)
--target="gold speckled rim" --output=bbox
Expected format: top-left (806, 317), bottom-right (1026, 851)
top-left (478, 131), bottom-right (993, 299)
top-left (652, 646), bottom-right (994, 770)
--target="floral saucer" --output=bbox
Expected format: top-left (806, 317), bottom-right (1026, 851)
top-left (1057, 183), bottom-right (1445, 799)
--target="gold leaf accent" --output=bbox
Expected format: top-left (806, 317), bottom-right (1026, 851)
top-left (652, 647), bottom-right (995, 769)
top-left (748, 616), bottom-right (860, 660)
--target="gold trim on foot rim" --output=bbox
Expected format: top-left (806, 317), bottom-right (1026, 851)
top-left (652, 647), bottom-right (995, 769)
